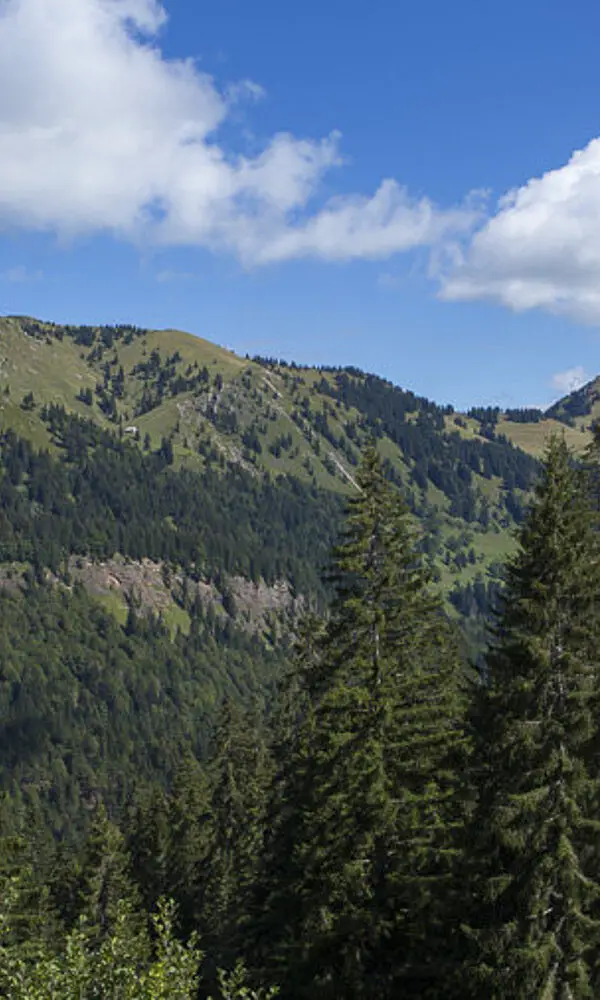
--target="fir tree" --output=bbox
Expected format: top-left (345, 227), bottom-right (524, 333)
top-left (165, 756), bottom-right (212, 934)
top-left (78, 802), bottom-right (141, 946)
top-left (461, 436), bottom-right (600, 999)
top-left (577, 419), bottom-right (600, 990)
top-left (249, 446), bottom-right (467, 999)
top-left (127, 784), bottom-right (171, 915)
top-left (200, 700), bottom-right (272, 979)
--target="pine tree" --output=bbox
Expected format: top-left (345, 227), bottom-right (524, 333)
top-left (461, 436), bottom-right (600, 999)
top-left (582, 419), bottom-right (600, 507)
top-left (199, 700), bottom-right (272, 978)
top-left (249, 446), bottom-right (467, 999)
top-left (0, 794), bottom-right (60, 955)
top-left (78, 801), bottom-right (142, 946)
top-left (161, 756), bottom-right (211, 935)
top-left (127, 784), bottom-right (171, 915)
top-left (578, 419), bottom-right (600, 991)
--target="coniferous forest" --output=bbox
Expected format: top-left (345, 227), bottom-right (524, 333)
top-left (1, 417), bottom-right (600, 997)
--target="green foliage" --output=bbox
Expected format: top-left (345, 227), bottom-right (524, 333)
top-left (0, 408), bottom-right (342, 592)
top-left (125, 706), bottom-right (274, 993)
top-left (0, 877), bottom-right (279, 999)
top-left (461, 436), bottom-right (600, 999)
top-left (199, 702), bottom-right (272, 962)
top-left (77, 804), bottom-right (141, 943)
top-left (213, 962), bottom-right (279, 1000)
top-left (0, 582), bottom-right (287, 838)
top-left (249, 448), bottom-right (467, 998)
top-left (0, 889), bottom-right (200, 999)
top-left (3, 318), bottom-right (600, 997)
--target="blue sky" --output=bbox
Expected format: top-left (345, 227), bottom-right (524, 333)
top-left (1, 0), bottom-right (600, 409)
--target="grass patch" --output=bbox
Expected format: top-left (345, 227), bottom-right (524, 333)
top-left (94, 590), bottom-right (129, 626)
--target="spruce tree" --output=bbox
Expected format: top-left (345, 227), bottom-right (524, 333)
top-left (78, 801), bottom-right (142, 946)
top-left (165, 754), bottom-right (213, 936)
top-left (249, 446), bottom-right (467, 999)
top-left (127, 784), bottom-right (171, 915)
top-left (461, 436), bottom-right (600, 999)
top-left (578, 419), bottom-right (600, 991)
top-left (199, 699), bottom-right (272, 978)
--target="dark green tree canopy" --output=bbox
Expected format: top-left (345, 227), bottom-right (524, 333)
top-left (462, 436), bottom-right (600, 999)
top-left (249, 447), bottom-right (467, 999)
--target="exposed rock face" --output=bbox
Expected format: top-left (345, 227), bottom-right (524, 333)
top-left (0, 555), bottom-right (304, 635)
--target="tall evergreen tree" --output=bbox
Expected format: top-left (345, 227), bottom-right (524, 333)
top-left (577, 419), bottom-right (600, 991)
top-left (248, 446), bottom-right (467, 999)
top-left (199, 700), bottom-right (272, 979)
top-left (127, 784), bottom-right (171, 915)
top-left (78, 802), bottom-right (142, 946)
top-left (461, 436), bottom-right (600, 999)
top-left (165, 754), bottom-right (213, 935)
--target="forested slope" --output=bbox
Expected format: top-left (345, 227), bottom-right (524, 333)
top-left (3, 437), bottom-right (600, 1000)
top-left (0, 313), bottom-right (593, 844)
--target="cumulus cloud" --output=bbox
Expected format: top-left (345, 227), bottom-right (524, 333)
top-left (0, 0), bottom-right (476, 265)
top-left (440, 138), bottom-right (600, 323)
top-left (550, 366), bottom-right (591, 395)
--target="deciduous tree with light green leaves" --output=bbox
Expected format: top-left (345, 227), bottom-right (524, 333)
top-left (0, 886), bottom-right (200, 1000)
top-left (0, 878), bottom-right (277, 1000)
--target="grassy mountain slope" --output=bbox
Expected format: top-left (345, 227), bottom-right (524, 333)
top-left (496, 416), bottom-right (588, 455)
top-left (0, 314), bottom-right (591, 618)
top-left (443, 408), bottom-right (591, 457)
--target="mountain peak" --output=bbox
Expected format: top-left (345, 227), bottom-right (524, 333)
top-left (545, 374), bottom-right (600, 425)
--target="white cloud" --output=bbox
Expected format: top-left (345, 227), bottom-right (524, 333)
top-left (0, 0), bottom-right (476, 265)
top-left (440, 138), bottom-right (600, 323)
top-left (0, 265), bottom-right (43, 282)
top-left (550, 366), bottom-right (591, 395)
top-left (243, 180), bottom-right (477, 265)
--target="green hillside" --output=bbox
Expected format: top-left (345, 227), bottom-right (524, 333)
top-left (4, 314), bottom-right (589, 459)
top-left (0, 314), bottom-right (558, 596)
top-left (1, 312), bottom-right (595, 653)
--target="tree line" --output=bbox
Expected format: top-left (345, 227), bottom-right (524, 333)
top-left (0, 406), bottom-right (342, 594)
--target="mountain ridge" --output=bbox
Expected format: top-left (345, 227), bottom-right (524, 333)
top-left (2, 313), bottom-right (591, 460)
top-left (0, 313), bottom-right (593, 623)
